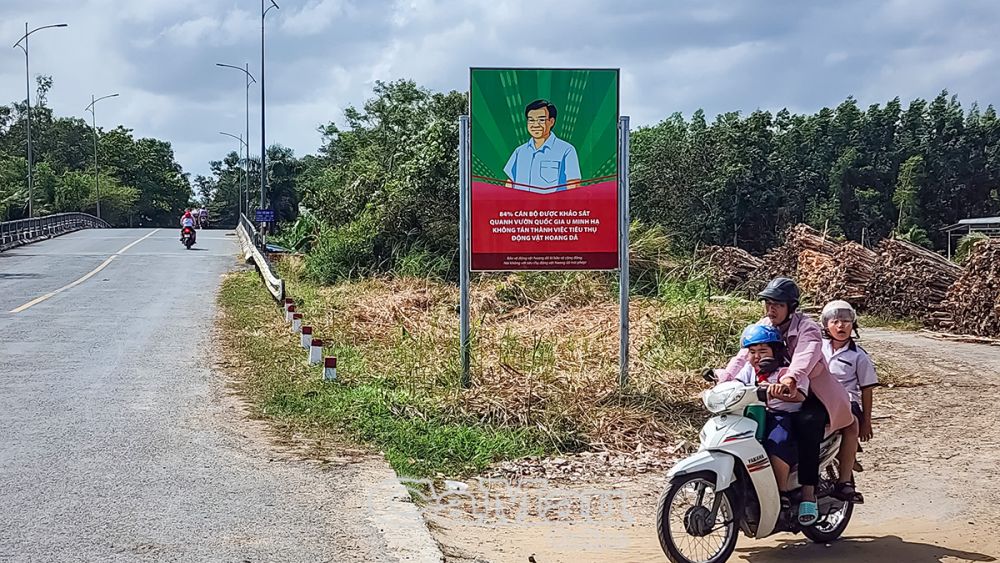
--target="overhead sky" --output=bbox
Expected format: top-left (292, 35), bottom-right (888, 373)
top-left (2, 0), bottom-right (998, 179)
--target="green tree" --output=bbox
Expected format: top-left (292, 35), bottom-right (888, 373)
top-left (0, 76), bottom-right (190, 225)
top-left (197, 81), bottom-right (1000, 268)
top-left (297, 80), bottom-right (465, 281)
top-left (893, 155), bottom-right (924, 232)
top-left (0, 156), bottom-right (27, 219)
top-left (202, 155), bottom-right (240, 227)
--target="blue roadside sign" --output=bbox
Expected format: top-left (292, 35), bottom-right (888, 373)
top-left (255, 209), bottom-right (275, 223)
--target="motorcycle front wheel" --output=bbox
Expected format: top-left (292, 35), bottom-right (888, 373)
top-left (656, 471), bottom-right (739, 563)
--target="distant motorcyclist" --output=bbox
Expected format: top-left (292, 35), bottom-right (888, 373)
top-left (198, 207), bottom-right (209, 229)
top-left (180, 209), bottom-right (197, 243)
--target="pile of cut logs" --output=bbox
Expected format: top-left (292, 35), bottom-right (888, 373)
top-left (940, 239), bottom-right (1000, 336)
top-left (699, 224), bottom-right (1000, 338)
top-left (865, 238), bottom-right (962, 324)
top-left (751, 224), bottom-right (840, 292)
top-left (699, 245), bottom-right (763, 292)
top-left (812, 242), bottom-right (878, 309)
top-left (796, 250), bottom-right (837, 296)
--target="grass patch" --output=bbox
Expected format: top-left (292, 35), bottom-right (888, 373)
top-left (222, 261), bottom-right (927, 479)
top-left (862, 314), bottom-right (923, 332)
top-left (218, 271), bottom-right (545, 477)
top-left (868, 355), bottom-right (924, 389)
top-left (219, 258), bottom-right (762, 478)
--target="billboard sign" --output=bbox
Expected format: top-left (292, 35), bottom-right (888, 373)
top-left (469, 68), bottom-right (620, 270)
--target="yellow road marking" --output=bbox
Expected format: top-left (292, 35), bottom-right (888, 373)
top-left (9, 229), bottom-right (161, 314)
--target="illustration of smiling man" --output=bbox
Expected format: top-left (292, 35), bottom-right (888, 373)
top-left (503, 99), bottom-right (581, 192)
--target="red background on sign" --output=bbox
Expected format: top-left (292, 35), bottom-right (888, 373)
top-left (470, 180), bottom-right (619, 270)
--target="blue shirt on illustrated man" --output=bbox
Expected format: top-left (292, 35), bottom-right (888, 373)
top-left (503, 99), bottom-right (582, 193)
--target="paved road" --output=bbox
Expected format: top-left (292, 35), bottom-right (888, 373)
top-left (0, 229), bottom-right (439, 562)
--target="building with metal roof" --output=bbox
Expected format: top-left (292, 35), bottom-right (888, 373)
top-left (942, 216), bottom-right (1000, 259)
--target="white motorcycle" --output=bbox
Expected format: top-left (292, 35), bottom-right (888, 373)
top-left (656, 374), bottom-right (854, 563)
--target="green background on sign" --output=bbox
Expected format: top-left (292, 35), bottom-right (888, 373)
top-left (470, 68), bottom-right (619, 183)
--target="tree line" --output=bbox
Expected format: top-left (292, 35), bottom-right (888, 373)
top-left (201, 81), bottom-right (1000, 282)
top-left (193, 145), bottom-right (301, 230)
top-left (0, 76), bottom-right (192, 226)
top-left (632, 92), bottom-right (1000, 252)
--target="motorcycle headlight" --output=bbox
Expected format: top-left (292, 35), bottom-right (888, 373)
top-left (702, 381), bottom-right (747, 414)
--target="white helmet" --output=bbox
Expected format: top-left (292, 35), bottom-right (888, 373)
top-left (820, 300), bottom-right (856, 325)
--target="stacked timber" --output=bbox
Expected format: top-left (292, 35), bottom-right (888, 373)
top-left (812, 242), bottom-right (878, 309)
top-left (797, 250), bottom-right (838, 297)
top-left (751, 224), bottom-right (839, 294)
top-left (866, 238), bottom-right (962, 324)
top-left (699, 245), bottom-right (763, 292)
top-left (941, 240), bottom-right (1000, 336)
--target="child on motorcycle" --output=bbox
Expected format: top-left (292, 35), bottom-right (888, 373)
top-left (733, 325), bottom-right (808, 513)
top-left (821, 300), bottom-right (875, 503)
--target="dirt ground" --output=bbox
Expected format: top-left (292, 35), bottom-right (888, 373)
top-left (426, 329), bottom-right (1000, 563)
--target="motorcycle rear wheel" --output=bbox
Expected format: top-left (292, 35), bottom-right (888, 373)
top-left (803, 464), bottom-right (854, 543)
top-left (802, 498), bottom-right (853, 543)
top-left (656, 471), bottom-right (739, 563)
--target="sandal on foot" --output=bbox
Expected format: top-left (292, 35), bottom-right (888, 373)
top-left (779, 493), bottom-right (792, 510)
top-left (798, 501), bottom-right (819, 526)
top-left (833, 481), bottom-right (865, 504)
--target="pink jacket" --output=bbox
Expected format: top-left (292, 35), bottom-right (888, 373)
top-left (721, 312), bottom-right (854, 436)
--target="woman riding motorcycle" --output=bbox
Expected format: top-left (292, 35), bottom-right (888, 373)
top-left (720, 277), bottom-right (855, 525)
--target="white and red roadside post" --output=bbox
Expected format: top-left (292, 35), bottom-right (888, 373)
top-left (323, 357), bottom-right (337, 381)
top-left (284, 305), bottom-right (296, 323)
top-left (300, 326), bottom-right (313, 349)
top-left (309, 339), bottom-right (323, 365)
top-left (291, 313), bottom-right (302, 333)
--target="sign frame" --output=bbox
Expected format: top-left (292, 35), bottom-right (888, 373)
top-left (458, 68), bottom-right (631, 388)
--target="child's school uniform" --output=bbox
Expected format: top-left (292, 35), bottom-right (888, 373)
top-left (822, 339), bottom-right (878, 421)
top-left (734, 363), bottom-right (810, 466)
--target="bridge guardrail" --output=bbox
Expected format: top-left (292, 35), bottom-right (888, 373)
top-left (0, 213), bottom-right (111, 252)
top-left (237, 213), bottom-right (284, 302)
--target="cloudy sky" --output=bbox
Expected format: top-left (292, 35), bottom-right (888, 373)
top-left (1, 0), bottom-right (998, 179)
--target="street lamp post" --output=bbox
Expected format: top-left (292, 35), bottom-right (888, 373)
top-left (261, 0), bottom-right (279, 215)
top-left (12, 22), bottom-right (68, 218)
top-left (219, 131), bottom-right (248, 222)
top-left (216, 63), bottom-right (256, 217)
top-left (85, 93), bottom-right (119, 221)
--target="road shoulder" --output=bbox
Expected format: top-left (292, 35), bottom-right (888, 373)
top-left (213, 270), bottom-right (444, 562)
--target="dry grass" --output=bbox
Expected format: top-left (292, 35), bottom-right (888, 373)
top-left (233, 255), bottom-right (927, 478)
top-left (278, 261), bottom-right (760, 456)
top-left (871, 355), bottom-right (924, 389)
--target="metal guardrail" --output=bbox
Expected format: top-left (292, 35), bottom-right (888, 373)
top-left (0, 213), bottom-right (111, 252)
top-left (236, 213), bottom-right (284, 302)
top-left (238, 213), bottom-right (265, 250)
